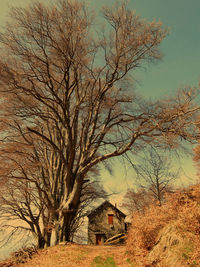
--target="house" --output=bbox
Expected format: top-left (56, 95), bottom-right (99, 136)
top-left (87, 200), bottom-right (126, 245)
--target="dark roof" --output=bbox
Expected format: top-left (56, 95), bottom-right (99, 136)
top-left (87, 200), bottom-right (126, 218)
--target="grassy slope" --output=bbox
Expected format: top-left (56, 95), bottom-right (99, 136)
top-left (126, 184), bottom-right (200, 266)
top-left (7, 244), bottom-right (134, 267)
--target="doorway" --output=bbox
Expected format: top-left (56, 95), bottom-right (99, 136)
top-left (95, 234), bottom-right (104, 245)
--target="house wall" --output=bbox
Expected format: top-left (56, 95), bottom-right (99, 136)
top-left (88, 205), bottom-right (125, 245)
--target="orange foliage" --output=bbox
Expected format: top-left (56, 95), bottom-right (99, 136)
top-left (193, 141), bottom-right (200, 180)
top-left (126, 184), bottom-right (200, 266)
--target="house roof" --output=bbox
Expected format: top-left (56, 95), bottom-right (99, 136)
top-left (87, 200), bottom-right (126, 218)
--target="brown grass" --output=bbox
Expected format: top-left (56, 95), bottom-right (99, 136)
top-left (126, 184), bottom-right (200, 266)
top-left (2, 244), bottom-right (133, 267)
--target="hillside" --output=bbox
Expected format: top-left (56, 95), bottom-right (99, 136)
top-left (126, 184), bottom-right (200, 266)
top-left (0, 244), bottom-right (134, 267)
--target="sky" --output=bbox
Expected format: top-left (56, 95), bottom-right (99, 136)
top-left (0, 0), bottom-right (200, 258)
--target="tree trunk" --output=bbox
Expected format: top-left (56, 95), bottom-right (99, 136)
top-left (44, 230), bottom-right (52, 247)
top-left (54, 220), bottom-right (60, 245)
top-left (54, 174), bottom-right (83, 244)
top-left (57, 205), bottom-right (79, 243)
top-left (58, 214), bottom-right (72, 242)
top-left (37, 235), bottom-right (46, 249)
top-left (63, 213), bottom-right (74, 242)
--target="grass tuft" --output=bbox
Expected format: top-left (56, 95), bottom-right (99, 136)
top-left (91, 255), bottom-right (116, 267)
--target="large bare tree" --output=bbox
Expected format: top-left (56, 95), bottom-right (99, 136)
top-left (0, 0), bottom-right (199, 245)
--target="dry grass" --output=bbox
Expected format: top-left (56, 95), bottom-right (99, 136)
top-left (1, 244), bottom-right (133, 267)
top-left (126, 184), bottom-right (200, 266)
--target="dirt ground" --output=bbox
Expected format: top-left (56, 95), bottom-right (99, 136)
top-left (12, 244), bottom-right (133, 267)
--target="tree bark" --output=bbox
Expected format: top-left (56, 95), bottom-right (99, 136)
top-left (37, 235), bottom-right (46, 249)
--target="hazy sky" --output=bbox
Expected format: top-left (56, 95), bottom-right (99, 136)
top-left (0, 0), bottom-right (199, 259)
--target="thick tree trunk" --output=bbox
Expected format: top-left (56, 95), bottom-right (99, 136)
top-left (34, 223), bottom-right (47, 249)
top-left (53, 173), bottom-right (83, 244)
top-left (63, 213), bottom-right (74, 242)
top-left (56, 205), bottom-right (79, 243)
top-left (58, 213), bottom-right (73, 242)
top-left (44, 230), bottom-right (52, 247)
top-left (37, 235), bottom-right (46, 249)
top-left (54, 221), bottom-right (60, 245)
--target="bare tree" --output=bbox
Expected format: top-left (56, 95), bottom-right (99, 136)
top-left (0, 132), bottom-right (107, 248)
top-left (122, 146), bottom-right (178, 213)
top-left (0, 134), bottom-right (55, 248)
top-left (121, 188), bottom-right (153, 215)
top-left (0, 167), bottom-right (46, 248)
top-left (0, 0), bottom-right (199, 245)
top-left (135, 146), bottom-right (178, 205)
top-left (193, 140), bottom-right (200, 182)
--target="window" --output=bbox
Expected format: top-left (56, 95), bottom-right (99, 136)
top-left (108, 214), bottom-right (114, 224)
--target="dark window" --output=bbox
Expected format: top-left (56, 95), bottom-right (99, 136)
top-left (108, 214), bottom-right (114, 224)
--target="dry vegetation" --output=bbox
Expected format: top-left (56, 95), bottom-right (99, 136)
top-left (126, 183), bottom-right (200, 267)
top-left (0, 244), bottom-right (132, 267)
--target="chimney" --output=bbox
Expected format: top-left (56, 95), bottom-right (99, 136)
top-left (115, 203), bottom-right (117, 208)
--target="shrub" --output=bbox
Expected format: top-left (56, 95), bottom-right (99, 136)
top-left (126, 184), bottom-right (200, 266)
top-left (0, 246), bottom-right (38, 267)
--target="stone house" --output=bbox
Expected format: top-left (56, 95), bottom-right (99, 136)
top-left (87, 200), bottom-right (126, 245)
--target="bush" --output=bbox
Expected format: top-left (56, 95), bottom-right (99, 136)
top-left (126, 184), bottom-right (200, 266)
top-left (11, 246), bottom-right (38, 264)
top-left (0, 246), bottom-right (38, 266)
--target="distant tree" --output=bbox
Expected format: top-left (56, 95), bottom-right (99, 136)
top-left (0, 0), bottom-right (199, 246)
top-left (122, 146), bottom-right (178, 213)
top-left (134, 146), bottom-right (178, 205)
top-left (122, 188), bottom-right (153, 215)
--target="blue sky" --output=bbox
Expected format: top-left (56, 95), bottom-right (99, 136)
top-left (88, 0), bottom-right (200, 99)
top-left (130, 0), bottom-right (200, 99)
top-left (0, 0), bottom-right (199, 201)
